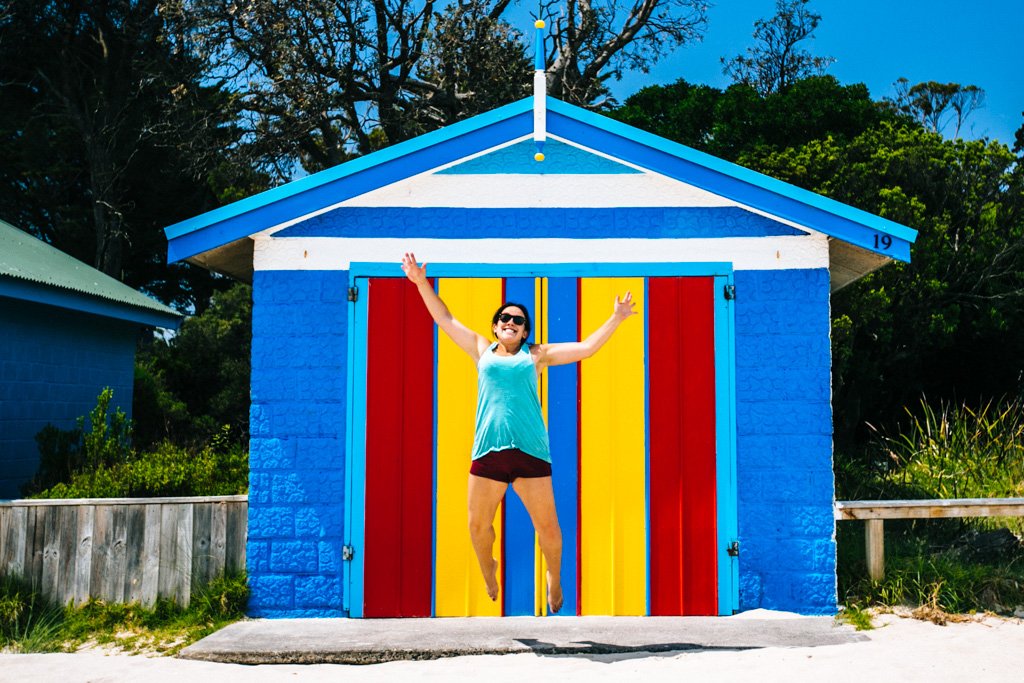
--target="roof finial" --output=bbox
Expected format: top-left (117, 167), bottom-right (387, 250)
top-left (533, 18), bottom-right (546, 162)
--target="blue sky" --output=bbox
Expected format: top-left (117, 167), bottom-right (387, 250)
top-left (609, 0), bottom-right (1024, 144)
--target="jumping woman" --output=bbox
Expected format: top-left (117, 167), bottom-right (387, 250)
top-left (401, 253), bottom-right (636, 614)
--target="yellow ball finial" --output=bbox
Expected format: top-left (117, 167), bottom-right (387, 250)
top-left (535, 19), bottom-right (545, 29)
top-left (534, 152), bottom-right (545, 162)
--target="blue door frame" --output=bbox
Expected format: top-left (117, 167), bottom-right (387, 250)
top-left (343, 261), bottom-right (739, 616)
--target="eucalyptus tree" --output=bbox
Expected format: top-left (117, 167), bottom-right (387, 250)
top-left (888, 78), bottom-right (986, 139)
top-left (172, 0), bottom-right (709, 175)
top-left (0, 0), bottom-right (244, 311)
top-left (722, 0), bottom-right (834, 96)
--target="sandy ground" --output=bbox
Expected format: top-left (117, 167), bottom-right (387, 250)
top-left (2, 613), bottom-right (1023, 683)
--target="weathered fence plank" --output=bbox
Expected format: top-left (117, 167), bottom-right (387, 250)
top-left (123, 505), bottom-right (146, 604)
top-left (73, 506), bottom-right (94, 606)
top-left (210, 501), bottom-right (227, 580)
top-left (41, 505), bottom-right (60, 600)
top-left (174, 503), bottom-right (194, 606)
top-left (28, 506), bottom-right (44, 588)
top-left (0, 496), bottom-right (247, 608)
top-left (56, 506), bottom-right (77, 604)
top-left (90, 503), bottom-right (113, 602)
top-left (2, 506), bottom-right (27, 577)
top-left (226, 502), bottom-right (246, 576)
top-left (141, 504), bottom-right (161, 607)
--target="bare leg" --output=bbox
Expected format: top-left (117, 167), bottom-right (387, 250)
top-left (467, 474), bottom-right (508, 601)
top-left (511, 476), bottom-right (563, 613)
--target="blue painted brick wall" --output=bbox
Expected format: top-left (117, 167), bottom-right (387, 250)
top-left (0, 297), bottom-right (137, 499)
top-left (734, 268), bottom-right (837, 615)
top-left (247, 270), bottom-right (349, 617)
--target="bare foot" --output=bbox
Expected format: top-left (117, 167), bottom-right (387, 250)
top-left (547, 570), bottom-right (563, 614)
top-left (485, 558), bottom-right (499, 601)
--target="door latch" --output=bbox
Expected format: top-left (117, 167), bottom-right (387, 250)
top-left (342, 545), bottom-right (355, 561)
top-left (727, 541), bottom-right (740, 557)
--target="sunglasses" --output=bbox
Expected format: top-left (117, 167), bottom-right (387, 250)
top-left (497, 313), bottom-right (526, 325)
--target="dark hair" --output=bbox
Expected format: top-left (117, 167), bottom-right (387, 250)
top-left (491, 302), bottom-right (532, 342)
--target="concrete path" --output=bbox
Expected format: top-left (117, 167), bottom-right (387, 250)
top-left (179, 613), bottom-right (863, 664)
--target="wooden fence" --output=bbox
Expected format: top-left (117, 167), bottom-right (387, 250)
top-left (0, 496), bottom-right (247, 608)
top-left (835, 497), bottom-right (1024, 580)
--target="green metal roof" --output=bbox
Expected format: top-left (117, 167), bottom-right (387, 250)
top-left (0, 219), bottom-right (181, 326)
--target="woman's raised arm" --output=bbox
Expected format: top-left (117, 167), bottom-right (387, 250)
top-left (535, 292), bottom-right (637, 368)
top-left (401, 253), bottom-right (490, 361)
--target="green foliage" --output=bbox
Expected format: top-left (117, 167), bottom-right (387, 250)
top-left (747, 120), bottom-right (1024, 445)
top-left (837, 397), bottom-right (1024, 614)
top-left (32, 428), bottom-right (248, 499)
top-left (27, 386), bottom-right (247, 499)
top-left (874, 398), bottom-right (1024, 500)
top-left (134, 282), bottom-right (253, 449)
top-left (888, 79), bottom-right (986, 138)
top-left (0, 0), bottom-right (247, 312)
top-left (610, 76), bottom-right (893, 161)
top-left (0, 572), bottom-right (248, 654)
top-left (24, 388), bottom-right (133, 497)
top-left (839, 529), bottom-right (1024, 615)
top-left (836, 396), bottom-right (1024, 503)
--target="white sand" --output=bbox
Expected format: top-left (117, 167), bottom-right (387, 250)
top-left (2, 613), bottom-right (1023, 683)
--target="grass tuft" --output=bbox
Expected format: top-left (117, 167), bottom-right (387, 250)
top-left (837, 604), bottom-right (875, 630)
top-left (0, 572), bottom-right (248, 655)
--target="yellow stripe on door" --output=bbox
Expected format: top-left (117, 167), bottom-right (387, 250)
top-left (579, 277), bottom-right (647, 615)
top-left (435, 277), bottom-right (503, 616)
top-left (535, 277), bottom-right (548, 617)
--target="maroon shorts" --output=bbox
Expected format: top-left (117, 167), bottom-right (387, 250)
top-left (470, 448), bottom-right (552, 483)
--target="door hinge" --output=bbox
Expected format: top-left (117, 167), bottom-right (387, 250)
top-left (347, 286), bottom-right (359, 302)
top-left (727, 541), bottom-right (740, 557)
top-left (723, 284), bottom-right (736, 301)
top-left (342, 545), bottom-right (355, 561)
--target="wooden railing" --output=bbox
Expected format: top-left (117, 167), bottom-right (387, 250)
top-left (0, 496), bottom-right (247, 607)
top-left (834, 498), bottom-right (1024, 580)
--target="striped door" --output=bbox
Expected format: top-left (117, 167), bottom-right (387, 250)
top-left (356, 273), bottom-right (732, 617)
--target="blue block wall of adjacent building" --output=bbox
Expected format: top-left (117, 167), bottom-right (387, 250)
top-left (247, 270), bottom-right (349, 617)
top-left (0, 297), bottom-right (137, 499)
top-left (733, 268), bottom-right (837, 615)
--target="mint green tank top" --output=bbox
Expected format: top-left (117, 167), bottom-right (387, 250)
top-left (471, 343), bottom-right (551, 463)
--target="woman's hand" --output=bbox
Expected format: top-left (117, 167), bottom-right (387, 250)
top-left (401, 252), bottom-right (428, 285)
top-left (613, 291), bottom-right (637, 321)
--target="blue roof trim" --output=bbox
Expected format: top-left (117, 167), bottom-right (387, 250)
top-left (545, 99), bottom-right (917, 260)
top-left (435, 139), bottom-right (641, 174)
top-left (0, 277), bottom-right (183, 329)
top-left (275, 207), bottom-right (804, 239)
top-left (166, 95), bottom-right (918, 265)
top-left (166, 100), bottom-right (535, 262)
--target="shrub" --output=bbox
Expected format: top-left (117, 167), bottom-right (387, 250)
top-left (32, 427), bottom-right (248, 499)
top-left (877, 397), bottom-right (1024, 500)
top-left (26, 388), bottom-right (248, 499)
top-left (24, 388), bottom-right (132, 496)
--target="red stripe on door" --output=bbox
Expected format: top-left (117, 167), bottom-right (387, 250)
top-left (648, 277), bottom-right (718, 615)
top-left (363, 278), bottom-right (435, 617)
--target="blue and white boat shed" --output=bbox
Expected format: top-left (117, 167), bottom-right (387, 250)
top-left (165, 97), bottom-right (916, 618)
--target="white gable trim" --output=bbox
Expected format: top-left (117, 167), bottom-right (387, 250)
top-left (252, 234), bottom-right (829, 272)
